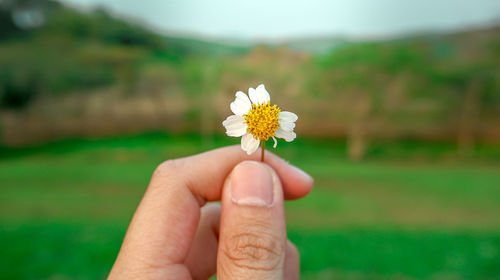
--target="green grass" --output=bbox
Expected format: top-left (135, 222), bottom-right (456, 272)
top-left (1, 133), bottom-right (500, 279)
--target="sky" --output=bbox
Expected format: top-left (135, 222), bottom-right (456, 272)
top-left (62, 0), bottom-right (500, 41)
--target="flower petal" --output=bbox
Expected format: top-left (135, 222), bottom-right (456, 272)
top-left (275, 127), bottom-right (296, 142)
top-left (222, 115), bottom-right (247, 137)
top-left (272, 136), bottom-right (278, 148)
top-left (279, 111), bottom-right (298, 122)
top-left (230, 91), bottom-right (252, 116)
top-left (248, 87), bottom-right (257, 104)
top-left (249, 84), bottom-right (270, 105)
top-left (279, 120), bottom-right (296, 131)
top-left (256, 84), bottom-right (271, 103)
top-left (241, 134), bottom-right (260, 155)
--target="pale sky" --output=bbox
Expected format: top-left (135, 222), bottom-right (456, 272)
top-left (62, 0), bottom-right (500, 41)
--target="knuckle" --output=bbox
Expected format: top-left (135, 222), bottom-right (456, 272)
top-left (152, 159), bottom-right (187, 183)
top-left (154, 159), bottom-right (184, 177)
top-left (148, 159), bottom-right (187, 193)
top-left (221, 222), bottom-right (284, 272)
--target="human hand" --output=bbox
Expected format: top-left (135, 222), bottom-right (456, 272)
top-left (108, 145), bottom-right (313, 279)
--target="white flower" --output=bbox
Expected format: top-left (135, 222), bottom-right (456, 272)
top-left (222, 84), bottom-right (298, 155)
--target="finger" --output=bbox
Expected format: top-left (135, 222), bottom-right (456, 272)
top-left (170, 145), bottom-right (313, 201)
top-left (109, 146), bottom-right (312, 278)
top-left (184, 203), bottom-right (220, 280)
top-left (285, 240), bottom-right (300, 280)
top-left (217, 161), bottom-right (286, 279)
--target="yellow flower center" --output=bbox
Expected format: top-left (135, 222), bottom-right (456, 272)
top-left (243, 101), bottom-right (281, 141)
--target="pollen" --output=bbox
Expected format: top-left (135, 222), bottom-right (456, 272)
top-left (243, 101), bottom-right (281, 141)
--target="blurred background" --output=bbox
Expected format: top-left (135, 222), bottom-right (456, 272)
top-left (1, 0), bottom-right (500, 279)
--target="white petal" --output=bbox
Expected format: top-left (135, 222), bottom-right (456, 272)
top-left (272, 136), bottom-right (278, 148)
top-left (275, 127), bottom-right (296, 142)
top-left (249, 84), bottom-right (270, 105)
top-left (230, 91), bottom-right (252, 116)
top-left (248, 87), bottom-right (257, 104)
top-left (256, 84), bottom-right (271, 103)
top-left (241, 134), bottom-right (260, 155)
top-left (222, 115), bottom-right (247, 137)
top-left (279, 111), bottom-right (298, 122)
top-left (279, 120), bottom-right (296, 131)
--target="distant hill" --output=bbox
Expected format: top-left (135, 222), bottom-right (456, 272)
top-left (162, 36), bottom-right (251, 56)
top-left (266, 37), bottom-right (350, 54)
top-left (0, 0), bottom-right (250, 55)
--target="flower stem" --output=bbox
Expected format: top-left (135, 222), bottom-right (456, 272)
top-left (261, 140), bottom-right (265, 162)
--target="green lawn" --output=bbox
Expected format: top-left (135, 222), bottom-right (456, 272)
top-left (1, 133), bottom-right (499, 279)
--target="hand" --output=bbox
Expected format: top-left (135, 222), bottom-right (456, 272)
top-left (108, 145), bottom-right (313, 279)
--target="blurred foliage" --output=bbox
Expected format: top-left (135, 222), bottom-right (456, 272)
top-left (0, 0), bottom-right (499, 159)
top-left (0, 0), bottom-right (497, 109)
top-left (0, 0), bottom-right (188, 108)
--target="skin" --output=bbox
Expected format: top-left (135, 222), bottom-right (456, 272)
top-left (108, 145), bottom-right (313, 279)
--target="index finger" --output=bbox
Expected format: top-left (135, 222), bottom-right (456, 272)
top-left (157, 145), bottom-right (313, 202)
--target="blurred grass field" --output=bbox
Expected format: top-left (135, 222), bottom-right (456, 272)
top-left (1, 133), bottom-right (500, 279)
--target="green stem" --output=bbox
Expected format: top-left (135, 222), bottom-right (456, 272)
top-left (261, 140), bottom-right (265, 162)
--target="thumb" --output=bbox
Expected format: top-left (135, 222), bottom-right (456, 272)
top-left (218, 161), bottom-right (286, 279)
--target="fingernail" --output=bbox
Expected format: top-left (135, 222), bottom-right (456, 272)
top-left (231, 161), bottom-right (274, 207)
